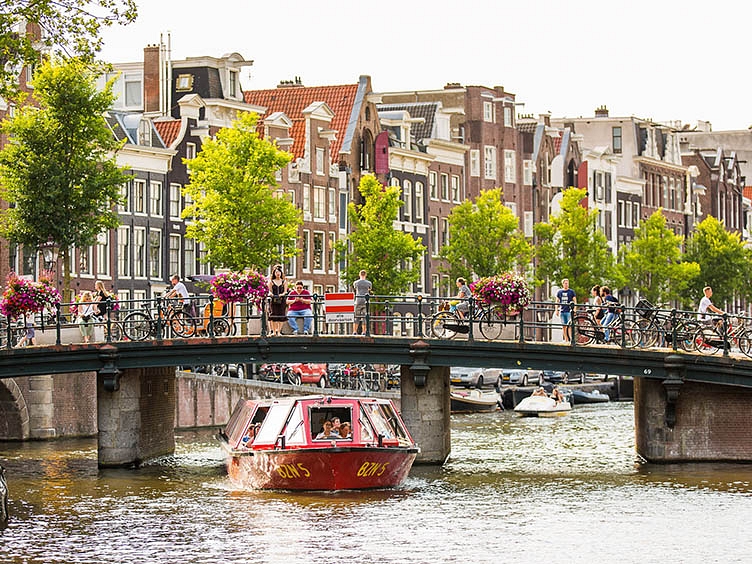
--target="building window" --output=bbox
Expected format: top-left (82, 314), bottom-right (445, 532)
top-left (198, 242), bottom-right (210, 275)
top-left (470, 150), bottom-right (480, 177)
top-left (228, 70), bottom-right (238, 98)
top-left (313, 231), bottom-right (324, 271)
top-left (134, 227), bottom-right (146, 277)
top-left (316, 148), bottom-right (325, 175)
top-left (117, 227), bottom-right (130, 277)
top-left (303, 184), bottom-right (311, 217)
top-left (186, 143), bottom-right (196, 161)
top-left (118, 183), bottom-right (130, 213)
top-left (79, 246), bottom-right (92, 275)
top-left (429, 171), bottom-right (438, 199)
top-left (169, 235), bottom-right (180, 277)
top-left (632, 202), bottom-right (640, 227)
top-left (504, 150), bottom-right (516, 183)
top-left (523, 160), bottom-right (533, 185)
top-left (451, 176), bottom-right (461, 202)
top-left (430, 217), bottom-right (439, 255)
top-left (403, 180), bottom-right (412, 221)
top-left (483, 101), bottom-right (495, 123)
top-left (150, 181), bottom-right (162, 216)
top-left (184, 238), bottom-right (195, 277)
top-left (124, 73), bottom-right (142, 107)
top-left (484, 146), bottom-right (497, 180)
top-left (441, 218), bottom-right (449, 246)
top-left (328, 232), bottom-right (336, 273)
top-left (134, 179), bottom-right (146, 213)
top-left (96, 233), bottom-right (110, 277)
top-left (169, 184), bottom-right (181, 218)
top-left (415, 182), bottom-right (424, 221)
top-left (504, 106), bottom-right (513, 127)
top-left (148, 229), bottom-right (161, 278)
top-left (328, 187), bottom-right (337, 223)
top-left (440, 173), bottom-right (449, 200)
top-left (313, 185), bottom-right (326, 220)
top-left (302, 230), bottom-right (310, 271)
top-left (612, 127), bottom-right (622, 154)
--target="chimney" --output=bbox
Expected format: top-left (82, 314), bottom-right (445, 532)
top-left (444, 82), bottom-right (462, 89)
top-left (595, 105), bottom-right (609, 118)
top-left (277, 76), bottom-right (304, 88)
top-left (143, 44), bottom-right (161, 113)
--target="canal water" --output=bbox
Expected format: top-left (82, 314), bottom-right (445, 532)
top-left (1, 401), bottom-right (750, 564)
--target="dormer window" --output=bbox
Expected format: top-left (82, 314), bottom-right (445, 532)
top-left (138, 118), bottom-right (151, 146)
top-left (228, 70), bottom-right (238, 98)
top-left (176, 74), bottom-right (194, 92)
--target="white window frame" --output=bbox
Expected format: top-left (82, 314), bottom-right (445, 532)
top-left (415, 182), bottom-right (424, 221)
top-left (504, 150), bottom-right (516, 183)
top-left (118, 183), bottom-right (130, 213)
top-left (150, 181), bottom-right (162, 216)
top-left (169, 234), bottom-right (181, 278)
top-left (184, 238), bottom-right (195, 277)
top-left (313, 185), bottom-right (326, 220)
top-left (134, 179), bottom-right (146, 214)
top-left (169, 183), bottom-right (182, 218)
top-left (134, 227), bottom-right (146, 278)
top-left (523, 160), bottom-right (533, 186)
top-left (483, 101), bottom-right (495, 123)
top-left (302, 230), bottom-right (311, 272)
top-left (440, 173), bottom-right (449, 201)
top-left (303, 184), bottom-right (311, 219)
top-left (117, 227), bottom-right (130, 277)
top-left (430, 216), bottom-right (439, 255)
top-left (484, 146), bottom-right (497, 180)
top-left (316, 147), bottom-right (325, 176)
top-left (451, 175), bottom-right (461, 203)
top-left (328, 187), bottom-right (337, 223)
top-left (403, 180), bottom-right (412, 221)
top-left (470, 150), bottom-right (480, 177)
top-left (148, 228), bottom-right (162, 279)
top-left (96, 233), bottom-right (110, 277)
top-left (429, 171), bottom-right (438, 200)
top-left (313, 231), bottom-right (325, 272)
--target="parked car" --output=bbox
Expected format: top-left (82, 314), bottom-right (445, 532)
top-left (191, 363), bottom-right (247, 379)
top-left (500, 369), bottom-right (543, 387)
top-left (541, 370), bottom-right (585, 384)
top-left (450, 366), bottom-right (499, 389)
top-left (287, 363), bottom-right (329, 388)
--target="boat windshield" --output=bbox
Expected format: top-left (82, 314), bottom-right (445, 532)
top-left (284, 404), bottom-right (306, 445)
top-left (254, 402), bottom-right (293, 445)
top-left (358, 406), bottom-right (375, 442)
top-left (379, 403), bottom-right (410, 443)
top-left (363, 403), bottom-right (395, 439)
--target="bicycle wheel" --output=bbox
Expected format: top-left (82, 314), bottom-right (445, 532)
top-left (478, 306), bottom-right (505, 340)
top-left (694, 326), bottom-right (721, 354)
top-left (169, 310), bottom-right (196, 337)
top-left (613, 318), bottom-right (642, 348)
top-left (636, 318), bottom-right (659, 348)
top-left (208, 318), bottom-right (231, 337)
top-left (573, 315), bottom-right (596, 345)
top-left (122, 311), bottom-right (153, 341)
top-left (675, 321), bottom-right (700, 352)
top-left (285, 368), bottom-right (301, 386)
top-left (736, 329), bottom-right (752, 358)
top-left (430, 311), bottom-right (458, 339)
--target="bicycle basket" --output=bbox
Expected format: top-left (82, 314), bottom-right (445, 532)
top-left (635, 299), bottom-right (654, 320)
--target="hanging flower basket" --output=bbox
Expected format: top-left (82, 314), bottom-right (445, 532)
top-left (0, 273), bottom-right (61, 320)
top-left (470, 273), bottom-right (531, 315)
top-left (210, 271), bottom-right (269, 304)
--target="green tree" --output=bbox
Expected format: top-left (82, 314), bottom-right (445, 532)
top-left (0, 57), bottom-right (129, 300)
top-left (533, 187), bottom-right (615, 299)
top-left (616, 209), bottom-right (700, 306)
top-left (182, 112), bottom-right (300, 271)
top-left (0, 0), bottom-right (137, 99)
top-left (439, 187), bottom-right (532, 280)
top-left (336, 174), bottom-right (425, 295)
top-left (683, 215), bottom-right (752, 306)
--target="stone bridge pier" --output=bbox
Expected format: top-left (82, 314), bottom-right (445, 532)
top-left (399, 365), bottom-right (451, 465)
top-left (97, 366), bottom-right (176, 467)
top-left (635, 355), bottom-right (752, 462)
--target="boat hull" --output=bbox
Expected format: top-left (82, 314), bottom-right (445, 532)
top-left (225, 446), bottom-right (418, 491)
top-left (450, 391), bottom-right (500, 413)
top-left (514, 396), bottom-right (572, 417)
top-left (571, 390), bottom-right (610, 404)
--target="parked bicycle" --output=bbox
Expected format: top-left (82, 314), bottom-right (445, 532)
top-left (573, 306), bottom-right (641, 348)
top-left (426, 300), bottom-right (514, 340)
top-left (121, 298), bottom-right (228, 341)
top-left (633, 299), bottom-right (700, 351)
top-left (693, 314), bottom-right (752, 356)
top-left (257, 363), bottom-right (300, 385)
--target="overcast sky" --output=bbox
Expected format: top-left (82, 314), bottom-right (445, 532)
top-left (98, 0), bottom-right (751, 131)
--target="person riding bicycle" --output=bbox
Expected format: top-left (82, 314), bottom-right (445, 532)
top-left (698, 286), bottom-right (724, 325)
top-left (165, 274), bottom-right (194, 317)
top-left (450, 277), bottom-right (472, 319)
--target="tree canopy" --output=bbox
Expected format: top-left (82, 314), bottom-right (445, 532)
top-left (0, 57), bottom-right (129, 299)
top-left (616, 209), bottom-right (700, 306)
top-left (336, 174), bottom-right (425, 295)
top-left (0, 0), bottom-right (137, 99)
top-left (683, 215), bottom-right (752, 307)
top-left (439, 187), bottom-right (532, 280)
top-left (182, 111), bottom-right (300, 271)
top-left (534, 187), bottom-right (616, 299)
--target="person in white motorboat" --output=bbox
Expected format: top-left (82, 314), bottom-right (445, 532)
top-left (532, 387), bottom-right (548, 397)
top-left (551, 387), bottom-right (565, 404)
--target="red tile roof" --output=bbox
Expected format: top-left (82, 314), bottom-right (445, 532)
top-left (154, 119), bottom-right (182, 147)
top-left (243, 84), bottom-right (359, 160)
top-left (744, 186), bottom-right (752, 200)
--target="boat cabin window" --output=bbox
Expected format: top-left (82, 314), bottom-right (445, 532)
top-left (254, 403), bottom-right (293, 445)
top-left (378, 403), bottom-right (409, 443)
top-left (309, 406), bottom-right (353, 440)
top-left (283, 404), bottom-right (306, 445)
top-left (225, 399), bottom-right (258, 444)
top-left (363, 402), bottom-right (405, 442)
top-left (358, 406), bottom-right (375, 442)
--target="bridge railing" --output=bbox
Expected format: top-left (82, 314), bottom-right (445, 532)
top-left (2, 294), bottom-right (751, 358)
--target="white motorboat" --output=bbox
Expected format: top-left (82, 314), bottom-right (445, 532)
top-left (513, 395), bottom-right (571, 417)
top-left (450, 389), bottom-right (502, 413)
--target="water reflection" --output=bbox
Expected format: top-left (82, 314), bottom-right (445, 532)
top-left (1, 402), bottom-right (751, 563)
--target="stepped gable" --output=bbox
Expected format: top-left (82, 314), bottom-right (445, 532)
top-left (154, 119), bottom-right (181, 147)
top-left (244, 83), bottom-right (359, 160)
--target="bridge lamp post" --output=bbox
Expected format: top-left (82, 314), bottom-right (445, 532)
top-left (40, 239), bottom-right (60, 274)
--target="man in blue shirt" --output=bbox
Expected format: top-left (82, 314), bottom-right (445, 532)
top-left (556, 278), bottom-right (576, 342)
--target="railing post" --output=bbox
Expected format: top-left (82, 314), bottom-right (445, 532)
top-left (55, 305), bottom-right (62, 345)
top-left (620, 308), bottom-right (626, 348)
top-left (467, 297), bottom-right (475, 342)
top-left (260, 297), bottom-right (268, 337)
top-left (416, 295), bottom-right (424, 338)
top-left (670, 308), bottom-right (677, 351)
top-left (518, 308), bottom-right (525, 343)
top-left (570, 304), bottom-right (577, 348)
top-left (105, 299), bottom-right (113, 343)
top-left (208, 296), bottom-right (215, 338)
top-left (722, 312), bottom-right (729, 357)
top-left (155, 298), bottom-right (164, 340)
top-left (313, 294), bottom-right (320, 337)
top-left (364, 295), bottom-right (371, 337)
top-left (5, 314), bottom-right (12, 349)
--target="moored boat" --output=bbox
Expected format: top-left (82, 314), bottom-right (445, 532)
top-left (571, 389), bottom-right (610, 405)
top-left (513, 395), bottom-right (572, 417)
top-left (450, 389), bottom-right (502, 413)
top-left (218, 395), bottom-right (419, 491)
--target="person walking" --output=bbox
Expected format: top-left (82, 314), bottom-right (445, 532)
top-left (600, 286), bottom-right (619, 342)
top-left (556, 278), bottom-right (576, 342)
top-left (286, 281), bottom-right (313, 335)
top-left (352, 270), bottom-right (372, 335)
top-left (77, 291), bottom-right (96, 344)
top-left (267, 265), bottom-right (288, 336)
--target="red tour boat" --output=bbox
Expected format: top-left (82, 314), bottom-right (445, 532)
top-left (218, 395), bottom-right (419, 491)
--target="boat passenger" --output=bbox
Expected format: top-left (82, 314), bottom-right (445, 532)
top-left (338, 422), bottom-right (352, 439)
top-left (532, 387), bottom-right (548, 397)
top-left (315, 420), bottom-right (338, 439)
top-left (551, 387), bottom-right (565, 404)
top-left (241, 423), bottom-right (259, 446)
top-left (331, 417), bottom-right (341, 433)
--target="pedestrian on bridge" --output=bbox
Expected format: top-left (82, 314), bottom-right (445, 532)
top-left (556, 279), bottom-right (576, 343)
top-left (286, 281), bottom-right (313, 335)
top-left (77, 292), bottom-right (96, 344)
top-left (353, 270), bottom-right (372, 336)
